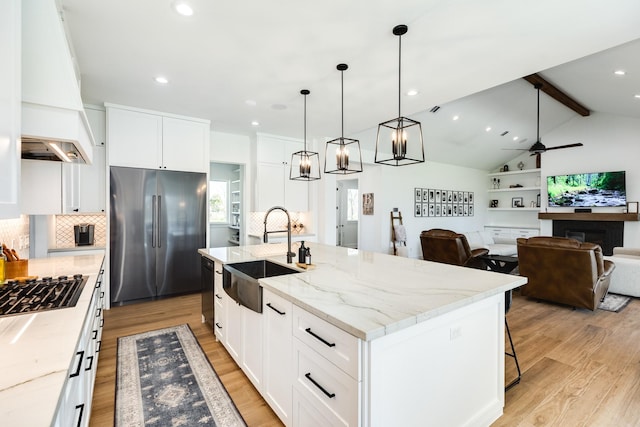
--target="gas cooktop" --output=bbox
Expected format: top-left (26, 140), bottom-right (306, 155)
top-left (0, 275), bottom-right (88, 317)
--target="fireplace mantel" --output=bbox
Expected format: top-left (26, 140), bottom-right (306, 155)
top-left (538, 212), bottom-right (640, 221)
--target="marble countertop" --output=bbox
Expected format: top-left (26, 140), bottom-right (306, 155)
top-left (0, 254), bottom-right (105, 426)
top-left (48, 246), bottom-right (106, 253)
top-left (199, 243), bottom-right (527, 341)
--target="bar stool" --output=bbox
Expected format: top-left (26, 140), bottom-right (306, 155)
top-left (505, 289), bottom-right (521, 391)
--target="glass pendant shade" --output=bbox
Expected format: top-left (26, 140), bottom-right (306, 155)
top-left (290, 89), bottom-right (321, 181)
top-left (374, 24), bottom-right (425, 167)
top-left (325, 64), bottom-right (363, 174)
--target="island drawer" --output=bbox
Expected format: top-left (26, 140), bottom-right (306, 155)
top-left (293, 338), bottom-right (359, 427)
top-left (292, 306), bottom-right (360, 380)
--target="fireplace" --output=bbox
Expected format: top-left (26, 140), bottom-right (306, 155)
top-left (552, 220), bottom-right (623, 255)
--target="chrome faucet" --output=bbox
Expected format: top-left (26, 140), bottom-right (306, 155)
top-left (263, 206), bottom-right (295, 263)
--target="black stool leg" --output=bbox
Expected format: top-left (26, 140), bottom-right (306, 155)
top-left (505, 318), bottom-right (521, 391)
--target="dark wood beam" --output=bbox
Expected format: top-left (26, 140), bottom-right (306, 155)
top-left (523, 73), bottom-right (590, 116)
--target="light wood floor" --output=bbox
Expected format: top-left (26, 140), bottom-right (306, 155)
top-left (90, 291), bottom-right (640, 427)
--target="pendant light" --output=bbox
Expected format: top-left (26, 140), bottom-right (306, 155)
top-left (374, 24), bottom-right (425, 166)
top-left (325, 64), bottom-right (363, 175)
top-left (290, 89), bottom-right (321, 181)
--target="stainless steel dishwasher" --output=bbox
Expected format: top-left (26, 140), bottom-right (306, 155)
top-left (201, 256), bottom-right (214, 330)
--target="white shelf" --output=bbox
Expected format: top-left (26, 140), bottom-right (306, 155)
top-left (228, 239), bottom-right (239, 245)
top-left (488, 208), bottom-right (540, 211)
top-left (488, 168), bottom-right (541, 177)
top-left (488, 186), bottom-right (540, 193)
top-left (228, 225), bottom-right (240, 230)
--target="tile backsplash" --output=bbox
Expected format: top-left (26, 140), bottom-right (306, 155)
top-left (0, 215), bottom-right (30, 259)
top-left (54, 214), bottom-right (107, 248)
top-left (248, 211), bottom-right (311, 236)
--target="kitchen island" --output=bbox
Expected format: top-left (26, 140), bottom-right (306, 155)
top-left (200, 243), bottom-right (526, 426)
top-left (0, 253), bottom-right (105, 427)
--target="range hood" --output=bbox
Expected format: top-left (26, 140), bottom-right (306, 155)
top-left (21, 0), bottom-right (94, 164)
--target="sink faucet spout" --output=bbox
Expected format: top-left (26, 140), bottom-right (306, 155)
top-left (263, 206), bottom-right (295, 263)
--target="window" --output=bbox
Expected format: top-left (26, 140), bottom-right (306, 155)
top-left (209, 180), bottom-right (229, 223)
top-left (347, 188), bottom-right (359, 221)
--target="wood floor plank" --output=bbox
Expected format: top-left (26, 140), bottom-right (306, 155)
top-left (90, 291), bottom-right (640, 427)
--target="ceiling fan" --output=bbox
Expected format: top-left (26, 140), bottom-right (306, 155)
top-left (508, 83), bottom-right (584, 155)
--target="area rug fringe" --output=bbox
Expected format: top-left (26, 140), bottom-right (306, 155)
top-left (116, 324), bottom-right (246, 427)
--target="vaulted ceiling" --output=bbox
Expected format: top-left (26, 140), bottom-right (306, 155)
top-left (60, 0), bottom-right (640, 170)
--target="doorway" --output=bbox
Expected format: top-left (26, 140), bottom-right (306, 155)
top-left (336, 179), bottom-right (358, 248)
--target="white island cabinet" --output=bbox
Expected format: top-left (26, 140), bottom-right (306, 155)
top-left (200, 243), bottom-right (525, 427)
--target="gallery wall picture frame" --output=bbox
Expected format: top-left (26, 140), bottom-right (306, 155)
top-left (363, 193), bottom-right (374, 215)
top-left (627, 201), bottom-right (639, 214)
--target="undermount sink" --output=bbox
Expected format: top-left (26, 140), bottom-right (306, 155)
top-left (223, 260), bottom-right (299, 313)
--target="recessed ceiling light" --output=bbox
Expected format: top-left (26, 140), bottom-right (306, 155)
top-left (251, 121), bottom-right (260, 126)
top-left (245, 99), bottom-right (257, 106)
top-left (406, 89), bottom-right (419, 96)
top-left (635, 94), bottom-right (640, 99)
top-left (485, 126), bottom-right (492, 132)
top-left (173, 2), bottom-right (193, 16)
top-left (452, 115), bottom-right (459, 121)
top-left (614, 70), bottom-right (626, 76)
top-left (513, 136), bottom-right (519, 141)
top-left (154, 76), bottom-right (169, 84)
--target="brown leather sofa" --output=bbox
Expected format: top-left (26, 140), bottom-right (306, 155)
top-left (517, 236), bottom-right (615, 311)
top-left (420, 229), bottom-right (489, 269)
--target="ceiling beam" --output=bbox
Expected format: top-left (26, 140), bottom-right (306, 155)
top-left (523, 73), bottom-right (590, 117)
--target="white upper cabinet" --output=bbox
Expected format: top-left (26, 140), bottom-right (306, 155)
top-left (106, 104), bottom-right (209, 173)
top-left (21, 159), bottom-right (62, 215)
top-left (0, 0), bottom-right (21, 219)
top-left (256, 133), bottom-right (309, 212)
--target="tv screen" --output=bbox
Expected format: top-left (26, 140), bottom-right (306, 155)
top-left (547, 171), bottom-right (626, 207)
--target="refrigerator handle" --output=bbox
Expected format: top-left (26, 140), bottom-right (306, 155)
top-left (152, 195), bottom-right (157, 248)
top-left (157, 195), bottom-right (162, 248)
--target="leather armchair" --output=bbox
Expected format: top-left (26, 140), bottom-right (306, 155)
top-left (420, 229), bottom-right (489, 269)
top-left (517, 236), bottom-right (615, 311)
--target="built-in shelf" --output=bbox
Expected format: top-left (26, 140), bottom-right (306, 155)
top-left (489, 208), bottom-right (539, 211)
top-left (488, 168), bottom-right (541, 177)
top-left (488, 186), bottom-right (540, 193)
top-left (228, 239), bottom-right (239, 245)
top-left (538, 212), bottom-right (640, 221)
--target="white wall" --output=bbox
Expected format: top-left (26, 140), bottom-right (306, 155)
top-left (538, 112), bottom-right (640, 246)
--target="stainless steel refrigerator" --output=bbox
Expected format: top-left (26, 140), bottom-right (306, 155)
top-left (110, 166), bottom-right (207, 305)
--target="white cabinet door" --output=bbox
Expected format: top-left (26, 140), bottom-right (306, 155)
top-left (263, 289), bottom-right (293, 426)
top-left (257, 163), bottom-right (286, 210)
top-left (79, 146), bottom-right (106, 212)
top-left (225, 298), bottom-right (243, 364)
top-left (107, 107), bottom-right (162, 169)
top-left (214, 264), bottom-right (226, 342)
top-left (241, 307), bottom-right (264, 392)
top-left (85, 106), bottom-right (106, 147)
top-left (284, 176), bottom-right (309, 212)
top-left (162, 117), bottom-right (208, 173)
top-left (0, 0), bottom-right (20, 219)
top-left (21, 159), bottom-right (62, 215)
top-left (62, 163), bottom-right (80, 213)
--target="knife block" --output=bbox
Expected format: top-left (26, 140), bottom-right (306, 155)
top-left (5, 260), bottom-right (28, 279)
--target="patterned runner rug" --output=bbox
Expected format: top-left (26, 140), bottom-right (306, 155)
top-left (116, 324), bottom-right (246, 426)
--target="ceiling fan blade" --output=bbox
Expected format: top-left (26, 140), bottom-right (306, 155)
top-left (543, 142), bottom-right (584, 151)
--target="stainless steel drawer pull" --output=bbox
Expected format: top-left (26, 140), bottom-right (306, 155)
top-left (215, 322), bottom-right (222, 329)
top-left (305, 327), bottom-right (336, 347)
top-left (215, 293), bottom-right (222, 300)
top-left (267, 303), bottom-right (286, 315)
top-left (305, 372), bottom-right (336, 398)
top-left (85, 355), bottom-right (94, 371)
top-left (74, 403), bottom-right (85, 427)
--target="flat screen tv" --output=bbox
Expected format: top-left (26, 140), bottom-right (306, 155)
top-left (547, 171), bottom-right (626, 207)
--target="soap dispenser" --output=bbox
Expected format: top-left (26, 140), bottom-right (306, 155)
top-left (298, 241), bottom-right (306, 262)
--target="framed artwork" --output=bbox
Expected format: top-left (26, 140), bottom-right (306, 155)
top-left (422, 189), bottom-right (429, 202)
top-left (422, 204), bottom-right (428, 216)
top-left (435, 190), bottom-right (441, 203)
top-left (435, 204), bottom-right (441, 216)
top-left (469, 192), bottom-right (474, 204)
top-left (412, 187), bottom-right (475, 218)
top-left (429, 189), bottom-right (435, 202)
top-left (415, 188), bottom-right (422, 203)
top-left (512, 197), bottom-right (524, 208)
top-left (469, 205), bottom-right (474, 216)
top-left (415, 203), bottom-right (422, 216)
top-left (363, 193), bottom-right (374, 215)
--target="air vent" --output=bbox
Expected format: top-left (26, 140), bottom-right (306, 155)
top-left (500, 131), bottom-right (509, 136)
